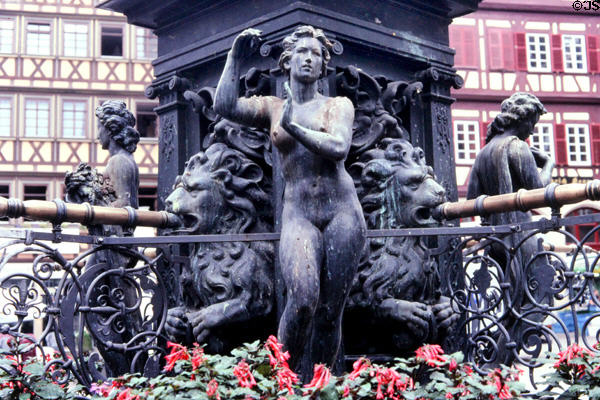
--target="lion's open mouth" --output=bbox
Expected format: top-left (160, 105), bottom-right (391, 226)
top-left (410, 207), bottom-right (438, 227)
top-left (170, 213), bottom-right (202, 234)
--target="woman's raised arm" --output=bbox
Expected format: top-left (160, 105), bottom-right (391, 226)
top-left (214, 29), bottom-right (270, 129)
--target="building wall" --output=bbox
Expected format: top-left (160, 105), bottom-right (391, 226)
top-left (0, 0), bottom-right (159, 214)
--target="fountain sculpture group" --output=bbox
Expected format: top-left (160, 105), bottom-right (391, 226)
top-left (3, 24), bottom-right (599, 390)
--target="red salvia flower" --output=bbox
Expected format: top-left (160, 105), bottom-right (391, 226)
top-left (489, 369), bottom-right (512, 399)
top-left (415, 344), bottom-right (447, 367)
top-left (554, 343), bottom-right (594, 378)
top-left (276, 366), bottom-right (299, 394)
top-left (304, 364), bottom-right (331, 390)
top-left (448, 358), bottom-right (458, 372)
top-left (116, 388), bottom-right (140, 400)
top-left (372, 367), bottom-right (412, 400)
top-left (233, 359), bottom-right (257, 388)
top-left (265, 335), bottom-right (291, 368)
top-left (207, 378), bottom-right (220, 400)
top-left (164, 341), bottom-right (190, 372)
top-left (343, 385), bottom-right (350, 397)
top-left (191, 345), bottom-right (205, 370)
top-left (348, 357), bottom-right (370, 380)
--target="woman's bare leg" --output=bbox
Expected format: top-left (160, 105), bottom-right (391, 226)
top-left (277, 215), bottom-right (323, 370)
top-left (310, 209), bottom-right (366, 366)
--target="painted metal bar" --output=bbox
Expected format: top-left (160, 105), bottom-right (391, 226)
top-left (0, 181), bottom-right (599, 246)
top-left (0, 197), bottom-right (181, 229)
top-left (434, 180), bottom-right (600, 220)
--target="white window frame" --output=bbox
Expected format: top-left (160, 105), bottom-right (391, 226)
top-left (566, 123), bottom-right (591, 166)
top-left (0, 17), bottom-right (15, 54)
top-left (562, 34), bottom-right (587, 74)
top-left (454, 120), bottom-right (480, 164)
top-left (526, 33), bottom-right (551, 72)
top-left (135, 27), bottom-right (157, 60)
top-left (63, 21), bottom-right (89, 58)
top-left (24, 98), bottom-right (51, 138)
top-left (61, 99), bottom-right (87, 139)
top-left (0, 97), bottom-right (12, 137)
top-left (25, 20), bottom-right (52, 56)
top-left (530, 123), bottom-right (554, 161)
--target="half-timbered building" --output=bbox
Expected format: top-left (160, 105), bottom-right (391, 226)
top-left (0, 0), bottom-right (158, 212)
top-left (450, 0), bottom-right (600, 246)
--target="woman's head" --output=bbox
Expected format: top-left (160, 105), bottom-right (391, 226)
top-left (486, 92), bottom-right (547, 143)
top-left (95, 100), bottom-right (140, 153)
top-left (279, 25), bottom-right (332, 78)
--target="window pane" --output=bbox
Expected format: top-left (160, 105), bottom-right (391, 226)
top-left (526, 34), bottom-right (551, 72)
top-left (26, 23), bottom-right (51, 56)
top-left (24, 185), bottom-right (47, 201)
top-left (101, 26), bottom-right (123, 56)
top-left (454, 120), bottom-right (480, 164)
top-left (25, 99), bottom-right (50, 137)
top-left (0, 19), bottom-right (14, 53)
top-left (565, 124), bottom-right (590, 165)
top-left (64, 23), bottom-right (88, 57)
top-left (136, 27), bottom-right (157, 59)
top-left (62, 100), bottom-right (86, 138)
top-left (562, 35), bottom-right (587, 73)
top-left (0, 98), bottom-right (11, 136)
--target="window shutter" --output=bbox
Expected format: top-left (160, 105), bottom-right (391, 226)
top-left (554, 123), bottom-right (567, 165)
top-left (501, 30), bottom-right (515, 69)
top-left (480, 121), bottom-right (488, 149)
top-left (591, 124), bottom-right (600, 165)
top-left (514, 33), bottom-right (528, 71)
top-left (588, 35), bottom-right (599, 73)
top-left (450, 26), bottom-right (477, 68)
top-left (551, 34), bottom-right (563, 72)
top-left (488, 30), bottom-right (503, 70)
top-left (463, 28), bottom-right (476, 67)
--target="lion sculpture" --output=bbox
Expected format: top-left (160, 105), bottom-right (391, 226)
top-left (164, 143), bottom-right (274, 353)
top-left (345, 138), bottom-right (458, 356)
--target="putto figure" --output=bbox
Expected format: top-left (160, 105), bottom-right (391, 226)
top-left (214, 26), bottom-right (366, 374)
top-left (95, 100), bottom-right (140, 209)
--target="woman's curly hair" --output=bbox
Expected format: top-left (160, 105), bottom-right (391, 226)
top-left (278, 25), bottom-right (333, 77)
top-left (486, 92), bottom-right (547, 143)
top-left (95, 100), bottom-right (140, 153)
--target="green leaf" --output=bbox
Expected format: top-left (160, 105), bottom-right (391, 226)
top-left (319, 383), bottom-right (338, 400)
top-left (568, 384), bottom-right (588, 393)
top-left (23, 362), bottom-right (45, 376)
top-left (31, 381), bottom-right (65, 399)
top-left (449, 352), bottom-right (464, 364)
top-left (589, 387), bottom-right (600, 400)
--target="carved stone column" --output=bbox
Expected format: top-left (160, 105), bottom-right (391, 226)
top-left (146, 75), bottom-right (195, 211)
top-left (145, 75), bottom-right (195, 309)
top-left (414, 66), bottom-right (465, 352)
top-left (414, 66), bottom-right (464, 202)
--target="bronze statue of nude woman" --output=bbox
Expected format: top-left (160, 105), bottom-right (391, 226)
top-left (214, 26), bottom-right (366, 372)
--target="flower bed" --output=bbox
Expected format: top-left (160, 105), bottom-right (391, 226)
top-left (1, 335), bottom-right (599, 399)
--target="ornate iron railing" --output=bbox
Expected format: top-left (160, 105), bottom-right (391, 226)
top-left (0, 182), bottom-right (598, 395)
